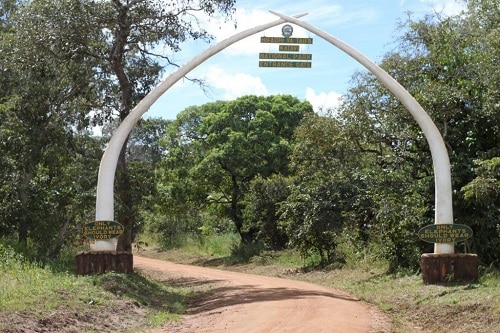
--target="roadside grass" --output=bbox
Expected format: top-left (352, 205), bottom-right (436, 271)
top-left (0, 242), bottom-right (192, 332)
top-left (181, 233), bottom-right (241, 258)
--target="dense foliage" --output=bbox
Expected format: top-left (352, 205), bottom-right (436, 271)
top-left (0, 0), bottom-right (497, 270)
top-left (0, 0), bottom-right (235, 258)
top-left (338, 0), bottom-right (499, 267)
top-left (156, 95), bottom-right (313, 244)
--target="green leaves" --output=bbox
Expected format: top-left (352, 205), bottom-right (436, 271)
top-left (333, 1), bottom-right (499, 268)
top-left (242, 175), bottom-right (291, 250)
top-left (461, 157), bottom-right (500, 206)
top-left (158, 95), bottom-right (312, 243)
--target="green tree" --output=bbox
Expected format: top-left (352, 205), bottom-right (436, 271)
top-left (280, 115), bottom-right (375, 264)
top-left (334, 0), bottom-right (499, 267)
top-left (3, 0), bottom-right (236, 253)
top-left (460, 157), bottom-right (500, 265)
top-left (125, 118), bottom-right (170, 239)
top-left (159, 95), bottom-right (313, 244)
top-left (242, 174), bottom-right (291, 250)
top-left (28, 134), bottom-right (104, 260)
top-left (0, 96), bottom-right (104, 258)
top-left (0, 0), bottom-right (102, 250)
top-left (98, 0), bottom-right (235, 252)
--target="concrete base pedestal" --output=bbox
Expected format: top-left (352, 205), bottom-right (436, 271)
top-left (421, 253), bottom-right (478, 284)
top-left (76, 251), bottom-right (133, 275)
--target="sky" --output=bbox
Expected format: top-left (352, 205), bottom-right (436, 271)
top-left (144, 0), bottom-right (466, 120)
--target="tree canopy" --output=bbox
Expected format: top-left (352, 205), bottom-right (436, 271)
top-left (158, 95), bottom-right (313, 243)
top-left (0, 0), bottom-right (236, 256)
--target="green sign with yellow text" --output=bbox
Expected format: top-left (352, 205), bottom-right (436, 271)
top-left (258, 25), bottom-right (313, 68)
top-left (418, 224), bottom-right (473, 243)
top-left (260, 36), bottom-right (313, 44)
top-left (83, 221), bottom-right (124, 240)
top-left (259, 61), bottom-right (311, 68)
top-left (259, 53), bottom-right (312, 60)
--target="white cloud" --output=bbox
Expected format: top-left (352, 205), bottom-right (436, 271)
top-left (305, 87), bottom-right (342, 114)
top-left (206, 66), bottom-right (269, 99)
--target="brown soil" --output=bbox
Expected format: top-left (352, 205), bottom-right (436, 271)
top-left (0, 298), bottom-right (147, 333)
top-left (134, 255), bottom-right (392, 332)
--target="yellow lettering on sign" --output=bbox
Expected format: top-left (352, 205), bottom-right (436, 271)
top-left (260, 37), bottom-right (313, 44)
top-left (279, 45), bottom-right (299, 52)
top-left (82, 221), bottom-right (124, 239)
top-left (293, 54), bottom-right (312, 60)
top-left (259, 61), bottom-right (312, 68)
top-left (259, 53), bottom-right (312, 60)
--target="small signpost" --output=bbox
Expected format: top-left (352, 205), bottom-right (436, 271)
top-left (419, 224), bottom-right (478, 284)
top-left (83, 220), bottom-right (124, 240)
top-left (76, 220), bottom-right (132, 275)
top-left (259, 24), bottom-right (313, 68)
top-left (418, 224), bottom-right (473, 244)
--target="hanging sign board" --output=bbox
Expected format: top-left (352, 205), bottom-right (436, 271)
top-left (418, 224), bottom-right (473, 243)
top-left (259, 24), bottom-right (313, 68)
top-left (260, 36), bottom-right (313, 44)
top-left (259, 61), bottom-right (311, 68)
top-left (83, 221), bottom-right (124, 240)
top-left (259, 53), bottom-right (312, 60)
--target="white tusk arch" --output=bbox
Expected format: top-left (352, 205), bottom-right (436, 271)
top-left (95, 11), bottom-right (453, 254)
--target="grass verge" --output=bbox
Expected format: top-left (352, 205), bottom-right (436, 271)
top-left (0, 242), bottom-right (191, 333)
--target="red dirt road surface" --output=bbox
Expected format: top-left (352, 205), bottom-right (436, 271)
top-left (134, 256), bottom-right (392, 333)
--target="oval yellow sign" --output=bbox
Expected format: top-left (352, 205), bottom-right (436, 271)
top-left (418, 224), bottom-right (473, 244)
top-left (82, 221), bottom-right (124, 240)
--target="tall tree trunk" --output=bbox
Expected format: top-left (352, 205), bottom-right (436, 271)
top-left (47, 214), bottom-right (73, 259)
top-left (230, 175), bottom-right (256, 244)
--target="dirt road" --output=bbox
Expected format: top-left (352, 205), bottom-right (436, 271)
top-left (134, 256), bottom-right (391, 333)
